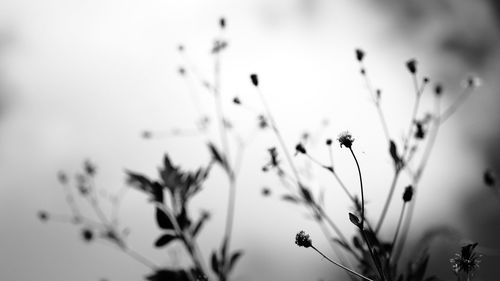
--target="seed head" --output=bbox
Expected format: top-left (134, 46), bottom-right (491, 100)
top-left (337, 132), bottom-right (354, 148)
top-left (403, 185), bottom-right (414, 202)
top-left (450, 243), bottom-right (481, 276)
top-left (406, 59), bottom-right (417, 74)
top-left (295, 231), bottom-right (312, 248)
top-left (355, 49), bottom-right (365, 62)
top-left (82, 228), bottom-right (94, 242)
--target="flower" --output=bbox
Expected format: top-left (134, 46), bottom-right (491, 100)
top-left (406, 59), bottom-right (417, 74)
top-left (295, 231), bottom-right (312, 248)
top-left (450, 243), bottom-right (481, 276)
top-left (337, 132), bottom-right (354, 148)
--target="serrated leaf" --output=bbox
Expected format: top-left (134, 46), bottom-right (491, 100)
top-left (155, 207), bottom-right (174, 230)
top-left (154, 233), bottom-right (178, 247)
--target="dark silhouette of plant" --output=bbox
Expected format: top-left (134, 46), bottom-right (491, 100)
top-left (37, 16), bottom-right (489, 281)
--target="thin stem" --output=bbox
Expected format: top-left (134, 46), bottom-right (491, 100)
top-left (317, 219), bottom-right (359, 281)
top-left (389, 202), bottom-right (407, 262)
top-left (212, 47), bottom-right (237, 258)
top-left (375, 169), bottom-right (401, 233)
top-left (440, 86), bottom-right (474, 123)
top-left (360, 230), bottom-right (386, 281)
top-left (348, 147), bottom-right (365, 227)
top-left (256, 86), bottom-right (301, 183)
top-left (402, 74), bottom-right (422, 159)
top-left (359, 64), bottom-right (391, 142)
top-left (123, 247), bottom-right (159, 269)
top-left (395, 93), bottom-right (442, 262)
top-left (311, 245), bottom-right (374, 281)
top-left (305, 153), bottom-right (356, 203)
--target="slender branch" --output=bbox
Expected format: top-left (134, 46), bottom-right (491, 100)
top-left (349, 148), bottom-right (365, 227)
top-left (375, 169), bottom-right (401, 233)
top-left (389, 202), bottom-right (407, 262)
top-left (311, 246), bottom-right (374, 281)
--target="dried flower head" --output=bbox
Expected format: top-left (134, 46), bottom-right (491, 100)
top-left (82, 228), bottom-right (94, 242)
top-left (355, 49), bottom-right (365, 62)
top-left (403, 185), bottom-right (414, 202)
top-left (450, 243), bottom-right (481, 276)
top-left (295, 231), bottom-right (312, 248)
top-left (250, 73), bottom-right (259, 87)
top-left (406, 59), bottom-right (417, 74)
top-left (338, 132), bottom-right (354, 148)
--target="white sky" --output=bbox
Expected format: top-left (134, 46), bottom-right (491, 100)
top-left (0, 0), bottom-right (496, 281)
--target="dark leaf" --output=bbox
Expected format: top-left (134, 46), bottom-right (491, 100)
top-left (282, 194), bottom-right (299, 203)
top-left (146, 269), bottom-right (190, 281)
top-left (191, 212), bottom-right (210, 237)
top-left (389, 140), bottom-right (402, 170)
top-left (208, 143), bottom-right (229, 173)
top-left (156, 207), bottom-right (174, 230)
top-left (211, 251), bottom-right (220, 275)
top-left (177, 207), bottom-right (191, 230)
top-left (126, 171), bottom-right (153, 193)
top-left (151, 181), bottom-right (164, 203)
top-left (299, 186), bottom-right (314, 205)
top-left (154, 233), bottom-right (178, 247)
top-left (349, 212), bottom-right (361, 228)
top-left (228, 251), bottom-right (244, 273)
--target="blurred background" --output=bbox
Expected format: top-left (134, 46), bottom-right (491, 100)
top-left (0, 0), bottom-right (499, 280)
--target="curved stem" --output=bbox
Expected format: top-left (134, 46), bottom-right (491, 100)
top-left (349, 148), bottom-right (365, 227)
top-left (311, 246), bottom-right (374, 281)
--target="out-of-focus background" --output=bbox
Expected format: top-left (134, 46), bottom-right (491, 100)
top-left (0, 0), bottom-right (499, 280)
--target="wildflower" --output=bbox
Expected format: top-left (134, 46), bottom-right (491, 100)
top-left (402, 185), bottom-right (413, 202)
top-left (450, 243), bottom-right (481, 276)
top-left (295, 143), bottom-right (307, 155)
top-left (295, 231), bottom-right (312, 248)
top-left (338, 132), bottom-right (354, 148)
top-left (406, 59), bottom-right (417, 74)
top-left (250, 73), bottom-right (259, 87)
top-left (355, 49), bottom-right (365, 62)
